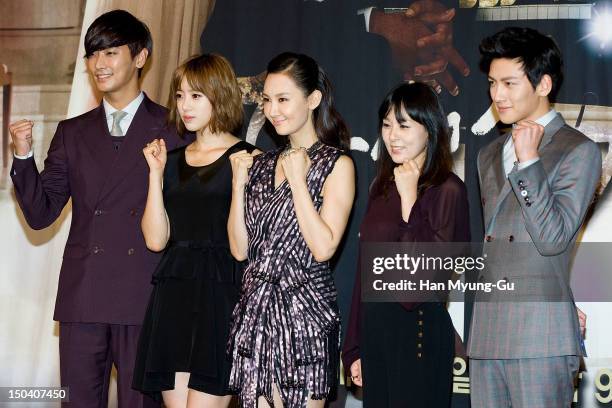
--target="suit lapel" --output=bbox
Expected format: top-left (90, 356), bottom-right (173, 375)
top-left (79, 104), bottom-right (117, 195)
top-left (538, 113), bottom-right (565, 153)
top-left (482, 134), bottom-right (511, 230)
top-left (483, 114), bottom-right (567, 232)
top-left (82, 103), bottom-right (116, 163)
top-left (97, 95), bottom-right (166, 201)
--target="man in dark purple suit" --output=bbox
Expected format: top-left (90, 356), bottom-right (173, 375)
top-left (9, 10), bottom-right (186, 408)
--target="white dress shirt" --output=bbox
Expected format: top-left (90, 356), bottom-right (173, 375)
top-left (14, 92), bottom-right (145, 160)
top-left (103, 91), bottom-right (144, 136)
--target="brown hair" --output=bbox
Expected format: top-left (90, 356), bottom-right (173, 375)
top-left (168, 54), bottom-right (243, 136)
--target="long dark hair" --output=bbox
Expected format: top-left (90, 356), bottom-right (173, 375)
top-left (266, 52), bottom-right (350, 151)
top-left (372, 82), bottom-right (453, 198)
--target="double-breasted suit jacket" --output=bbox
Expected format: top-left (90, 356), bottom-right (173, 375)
top-left (467, 114), bottom-right (601, 359)
top-left (11, 94), bottom-right (186, 325)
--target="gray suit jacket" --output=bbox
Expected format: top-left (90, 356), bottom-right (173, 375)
top-left (467, 114), bottom-right (601, 359)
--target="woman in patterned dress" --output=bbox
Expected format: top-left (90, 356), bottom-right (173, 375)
top-left (227, 52), bottom-right (355, 408)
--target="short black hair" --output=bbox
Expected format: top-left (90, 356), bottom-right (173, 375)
top-left (84, 10), bottom-right (152, 60)
top-left (372, 82), bottom-right (453, 198)
top-left (479, 27), bottom-right (563, 102)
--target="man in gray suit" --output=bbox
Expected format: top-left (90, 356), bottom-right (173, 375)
top-left (467, 27), bottom-right (601, 407)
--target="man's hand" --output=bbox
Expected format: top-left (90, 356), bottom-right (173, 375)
top-left (512, 120), bottom-right (544, 163)
top-left (9, 119), bottom-right (34, 157)
top-left (407, 0), bottom-right (470, 95)
top-left (369, 0), bottom-right (470, 95)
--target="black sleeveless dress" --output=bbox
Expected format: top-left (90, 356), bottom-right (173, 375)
top-left (133, 140), bottom-right (255, 398)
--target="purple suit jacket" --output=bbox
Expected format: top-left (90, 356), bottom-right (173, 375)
top-left (11, 94), bottom-right (189, 324)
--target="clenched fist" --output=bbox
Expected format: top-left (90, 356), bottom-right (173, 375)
top-left (143, 138), bottom-right (167, 175)
top-left (394, 158), bottom-right (422, 200)
top-left (9, 119), bottom-right (34, 157)
top-left (229, 150), bottom-right (255, 190)
top-left (279, 147), bottom-right (311, 188)
top-left (512, 120), bottom-right (544, 163)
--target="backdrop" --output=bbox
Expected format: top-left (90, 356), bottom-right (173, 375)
top-left (1, 0), bottom-right (611, 407)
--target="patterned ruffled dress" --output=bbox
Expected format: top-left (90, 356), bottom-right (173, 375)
top-left (228, 142), bottom-right (342, 407)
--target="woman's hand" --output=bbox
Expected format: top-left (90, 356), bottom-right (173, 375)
top-left (350, 359), bottom-right (363, 387)
top-left (143, 139), bottom-right (167, 175)
top-left (229, 150), bottom-right (254, 190)
top-left (394, 149), bottom-right (427, 198)
top-left (394, 150), bottom-right (426, 222)
top-left (280, 147), bottom-right (311, 188)
top-left (394, 159), bottom-right (420, 200)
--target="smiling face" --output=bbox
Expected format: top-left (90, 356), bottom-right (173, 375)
top-left (488, 57), bottom-right (551, 124)
top-left (381, 106), bottom-right (429, 164)
top-left (262, 72), bottom-right (318, 137)
top-left (175, 77), bottom-right (213, 133)
top-left (86, 44), bottom-right (146, 96)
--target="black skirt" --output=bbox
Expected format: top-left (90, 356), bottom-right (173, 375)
top-left (360, 302), bottom-right (454, 408)
top-left (132, 243), bottom-right (242, 399)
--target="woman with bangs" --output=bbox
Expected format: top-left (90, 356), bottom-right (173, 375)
top-left (133, 54), bottom-right (258, 407)
top-left (342, 82), bottom-right (470, 407)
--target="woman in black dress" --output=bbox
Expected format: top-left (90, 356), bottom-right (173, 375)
top-left (133, 54), bottom-right (257, 407)
top-left (342, 82), bottom-right (470, 407)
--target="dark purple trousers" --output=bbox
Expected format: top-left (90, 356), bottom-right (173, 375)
top-left (59, 322), bottom-right (158, 408)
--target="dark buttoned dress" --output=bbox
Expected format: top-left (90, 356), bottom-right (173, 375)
top-left (342, 173), bottom-right (470, 407)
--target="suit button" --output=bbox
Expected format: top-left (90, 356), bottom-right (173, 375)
top-left (526, 202), bottom-right (532, 207)
top-left (417, 343), bottom-right (423, 349)
top-left (127, 248), bottom-right (135, 255)
top-left (520, 190), bottom-right (528, 197)
top-left (417, 352), bottom-right (422, 358)
top-left (94, 209), bottom-right (102, 216)
top-left (130, 209), bottom-right (137, 216)
top-left (418, 320), bottom-right (423, 326)
top-left (418, 332), bottom-right (423, 338)
top-left (519, 186), bottom-right (525, 191)
top-left (518, 180), bottom-right (524, 186)
top-left (418, 310), bottom-right (424, 316)
top-left (92, 246), bottom-right (100, 254)
top-left (508, 235), bottom-right (514, 242)
top-left (485, 235), bottom-right (493, 242)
